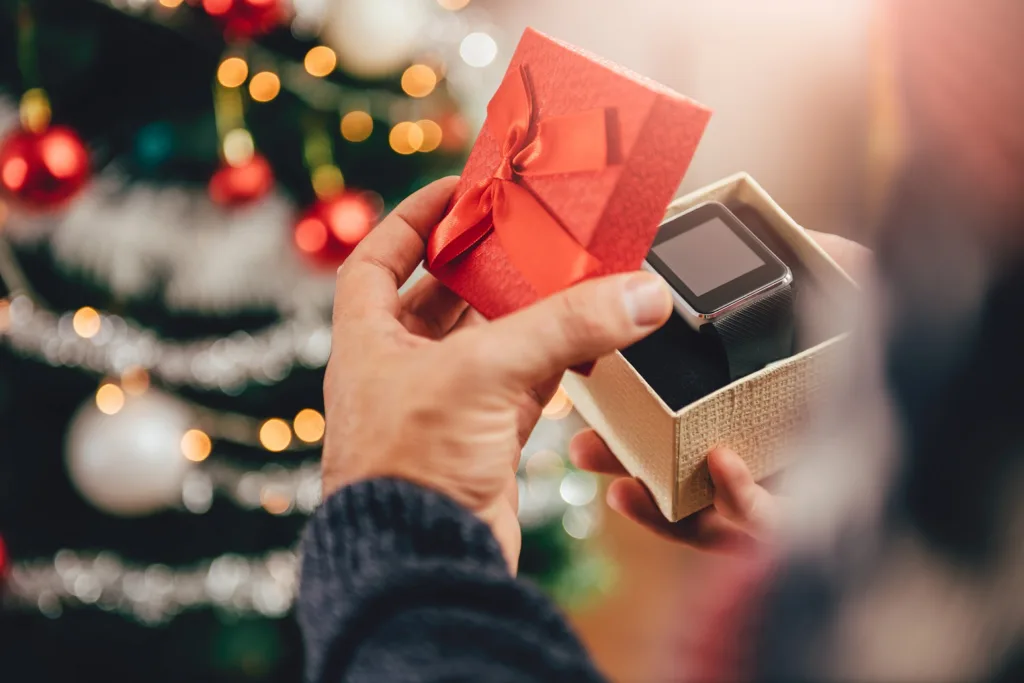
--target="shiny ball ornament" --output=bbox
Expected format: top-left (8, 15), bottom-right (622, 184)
top-left (202, 0), bottom-right (284, 39)
top-left (323, 0), bottom-right (428, 78)
top-left (0, 534), bottom-right (7, 580)
top-left (208, 154), bottom-right (274, 207)
top-left (0, 126), bottom-right (90, 210)
top-left (293, 192), bottom-right (379, 268)
top-left (65, 390), bottom-right (194, 516)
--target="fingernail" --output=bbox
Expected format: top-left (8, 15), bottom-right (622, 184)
top-left (623, 274), bottom-right (669, 326)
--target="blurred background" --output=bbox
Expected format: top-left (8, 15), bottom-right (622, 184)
top-left (0, 0), bottom-right (881, 681)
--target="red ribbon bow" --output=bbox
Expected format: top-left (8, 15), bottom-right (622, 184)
top-left (427, 65), bottom-right (609, 297)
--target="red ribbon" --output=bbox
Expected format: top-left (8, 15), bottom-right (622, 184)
top-left (427, 65), bottom-right (609, 297)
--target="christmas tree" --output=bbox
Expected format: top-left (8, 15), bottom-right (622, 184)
top-left (0, 1), bottom-right (608, 680)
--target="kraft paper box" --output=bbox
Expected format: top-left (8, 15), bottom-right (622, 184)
top-left (426, 28), bottom-right (711, 332)
top-left (562, 173), bottom-right (858, 522)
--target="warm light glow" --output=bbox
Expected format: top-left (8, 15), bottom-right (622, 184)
top-left (202, 0), bottom-right (231, 15)
top-left (181, 429), bottom-right (212, 462)
top-left (120, 366), bottom-right (150, 396)
top-left (159, 0), bottom-right (185, 8)
top-left (416, 119), bottom-right (443, 153)
top-left (542, 385), bottom-right (573, 420)
top-left (20, 88), bottom-right (51, 133)
top-left (72, 307), bottom-right (102, 339)
top-left (401, 64), bottom-right (438, 98)
top-left (525, 450), bottom-right (566, 479)
top-left (217, 57), bottom-right (249, 88)
top-left (0, 198), bottom-right (8, 229)
top-left (249, 71), bottom-right (281, 103)
top-left (437, 0), bottom-right (471, 9)
top-left (260, 488), bottom-right (292, 515)
top-left (326, 197), bottom-right (373, 243)
top-left (0, 299), bottom-right (10, 334)
top-left (222, 128), bottom-right (255, 167)
top-left (311, 165), bottom-right (344, 199)
top-left (41, 132), bottom-right (82, 179)
top-left (2, 157), bottom-right (28, 191)
top-left (95, 384), bottom-right (125, 416)
top-left (460, 32), bottom-right (498, 68)
top-left (304, 46), bottom-right (337, 77)
top-left (340, 111), bottom-right (373, 142)
top-left (259, 418), bottom-right (292, 452)
top-left (389, 121), bottom-right (424, 155)
top-left (294, 217), bottom-right (328, 253)
top-left (293, 408), bottom-right (325, 443)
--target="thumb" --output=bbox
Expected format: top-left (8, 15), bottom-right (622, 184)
top-left (460, 272), bottom-right (672, 387)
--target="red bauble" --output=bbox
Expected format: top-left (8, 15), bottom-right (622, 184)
top-left (293, 192), bottom-right (381, 268)
top-left (202, 0), bottom-right (284, 39)
top-left (0, 126), bottom-right (91, 210)
top-left (209, 154), bottom-right (274, 206)
top-left (0, 534), bottom-right (7, 580)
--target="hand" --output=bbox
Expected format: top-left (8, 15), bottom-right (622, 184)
top-left (570, 230), bottom-right (872, 554)
top-left (322, 177), bottom-right (673, 572)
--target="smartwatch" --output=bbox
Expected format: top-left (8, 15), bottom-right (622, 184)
top-left (643, 201), bottom-right (795, 381)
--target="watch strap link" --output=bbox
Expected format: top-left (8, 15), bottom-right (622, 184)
top-left (703, 286), bottom-right (795, 381)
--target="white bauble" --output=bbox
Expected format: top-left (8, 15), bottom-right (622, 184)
top-left (66, 390), bottom-right (193, 516)
top-left (322, 0), bottom-right (430, 78)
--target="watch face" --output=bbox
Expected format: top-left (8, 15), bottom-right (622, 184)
top-left (646, 201), bottom-right (791, 316)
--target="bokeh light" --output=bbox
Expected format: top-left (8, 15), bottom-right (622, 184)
top-left (95, 384), bottom-right (125, 416)
top-left (542, 385), bottom-right (573, 420)
top-left (222, 128), bottom-right (255, 167)
top-left (311, 165), bottom-right (344, 199)
top-left (120, 366), bottom-right (150, 396)
top-left (181, 429), bottom-right (212, 462)
top-left (340, 111), bottom-right (373, 142)
top-left (304, 46), bottom-right (337, 77)
top-left (293, 409), bottom-right (325, 443)
top-left (217, 57), bottom-right (249, 88)
top-left (158, 0), bottom-right (184, 8)
top-left (259, 418), bottom-right (292, 452)
top-left (460, 32), bottom-right (498, 68)
top-left (401, 64), bottom-right (438, 98)
top-left (20, 88), bottom-right (51, 133)
top-left (416, 119), bottom-right (443, 153)
top-left (437, 0), bottom-right (471, 10)
top-left (294, 217), bottom-right (328, 254)
top-left (389, 121), bottom-right (424, 155)
top-left (72, 307), bottom-right (101, 339)
top-left (249, 72), bottom-right (281, 103)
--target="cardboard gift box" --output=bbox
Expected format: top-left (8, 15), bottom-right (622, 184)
top-left (562, 173), bottom-right (859, 522)
top-left (427, 28), bottom-right (711, 324)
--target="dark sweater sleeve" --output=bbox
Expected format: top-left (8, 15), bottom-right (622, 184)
top-left (298, 478), bottom-right (606, 683)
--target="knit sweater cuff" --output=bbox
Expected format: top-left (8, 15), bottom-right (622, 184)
top-left (298, 478), bottom-right (514, 680)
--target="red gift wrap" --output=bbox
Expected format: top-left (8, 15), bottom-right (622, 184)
top-left (427, 28), bottom-right (711, 338)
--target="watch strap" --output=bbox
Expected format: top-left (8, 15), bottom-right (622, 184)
top-left (702, 285), bottom-right (795, 381)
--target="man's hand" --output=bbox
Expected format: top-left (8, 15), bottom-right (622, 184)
top-left (322, 177), bottom-right (673, 572)
top-left (570, 229), bottom-right (871, 554)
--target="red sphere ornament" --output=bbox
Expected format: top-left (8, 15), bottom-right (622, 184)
top-left (202, 0), bottom-right (284, 39)
top-left (293, 192), bottom-right (380, 268)
top-left (0, 126), bottom-right (90, 210)
top-left (209, 154), bottom-right (274, 207)
top-left (0, 534), bottom-right (7, 580)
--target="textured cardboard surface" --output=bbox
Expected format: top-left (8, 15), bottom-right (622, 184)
top-left (563, 173), bottom-right (857, 521)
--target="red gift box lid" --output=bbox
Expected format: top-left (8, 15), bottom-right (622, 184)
top-left (429, 27), bottom-right (711, 323)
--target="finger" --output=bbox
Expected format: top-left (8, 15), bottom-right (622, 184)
top-left (457, 272), bottom-right (672, 387)
top-left (568, 429), bottom-right (629, 476)
top-left (607, 478), bottom-right (756, 554)
top-left (398, 274), bottom-right (469, 339)
top-left (334, 176), bottom-right (458, 320)
top-left (450, 307), bottom-right (486, 332)
top-left (514, 374), bottom-right (561, 449)
top-left (708, 447), bottom-right (779, 541)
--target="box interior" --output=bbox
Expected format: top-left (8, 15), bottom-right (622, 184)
top-left (620, 197), bottom-right (850, 412)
